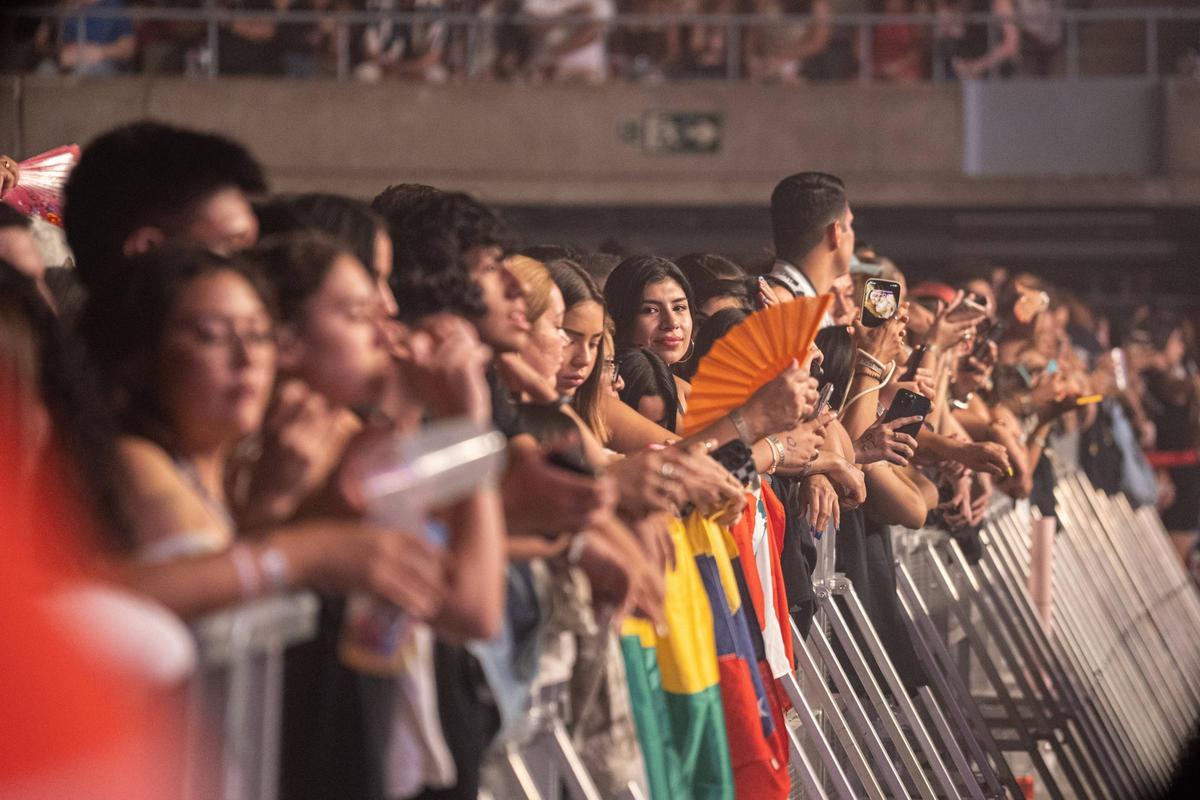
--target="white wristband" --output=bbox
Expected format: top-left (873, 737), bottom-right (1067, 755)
top-left (230, 543), bottom-right (262, 599)
top-left (257, 546), bottom-right (292, 593)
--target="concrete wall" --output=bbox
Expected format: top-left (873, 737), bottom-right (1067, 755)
top-left (3, 75), bottom-right (1200, 208)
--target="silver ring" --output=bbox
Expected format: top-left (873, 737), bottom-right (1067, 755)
top-left (659, 461), bottom-right (677, 480)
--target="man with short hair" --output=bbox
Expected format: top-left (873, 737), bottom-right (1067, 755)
top-left (765, 171), bottom-right (856, 301)
top-left (63, 120), bottom-right (266, 292)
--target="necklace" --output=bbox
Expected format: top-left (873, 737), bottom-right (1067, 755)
top-left (173, 455), bottom-right (237, 535)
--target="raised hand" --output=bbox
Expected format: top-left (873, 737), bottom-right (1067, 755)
top-left (739, 360), bottom-right (820, 440)
top-left (394, 313), bottom-right (493, 424)
top-left (502, 436), bottom-right (615, 537)
top-left (854, 414), bottom-right (922, 467)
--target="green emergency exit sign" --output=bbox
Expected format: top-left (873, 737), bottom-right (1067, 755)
top-left (619, 111), bottom-right (724, 155)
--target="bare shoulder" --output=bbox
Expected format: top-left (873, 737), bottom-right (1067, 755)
top-left (115, 436), bottom-right (216, 547)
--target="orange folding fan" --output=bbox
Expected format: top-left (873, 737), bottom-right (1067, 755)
top-left (682, 295), bottom-right (832, 435)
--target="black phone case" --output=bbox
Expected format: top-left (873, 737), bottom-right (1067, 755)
top-left (902, 345), bottom-right (928, 381)
top-left (882, 389), bottom-right (932, 439)
top-left (710, 439), bottom-right (756, 487)
top-left (971, 319), bottom-right (1006, 361)
top-left (547, 448), bottom-right (595, 478)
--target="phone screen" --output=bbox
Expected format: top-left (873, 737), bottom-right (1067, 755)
top-left (1112, 348), bottom-right (1128, 392)
top-left (860, 279), bottom-right (902, 329)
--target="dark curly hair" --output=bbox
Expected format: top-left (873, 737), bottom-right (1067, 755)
top-left (63, 121), bottom-right (266, 293)
top-left (0, 260), bottom-right (133, 552)
top-left (373, 187), bottom-right (512, 323)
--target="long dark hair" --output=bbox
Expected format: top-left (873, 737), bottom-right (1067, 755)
top-left (675, 252), bottom-right (744, 303)
top-left (615, 346), bottom-right (679, 432)
top-left (814, 326), bottom-right (855, 412)
top-left (80, 243), bottom-right (275, 447)
top-left (603, 255), bottom-right (696, 350)
top-left (683, 306), bottom-right (751, 382)
top-left (0, 260), bottom-right (133, 552)
top-left (249, 232), bottom-right (355, 327)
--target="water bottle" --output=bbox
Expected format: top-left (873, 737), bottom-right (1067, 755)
top-left (338, 417), bottom-right (508, 674)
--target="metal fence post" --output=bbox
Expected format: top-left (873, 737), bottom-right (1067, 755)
top-left (74, 10), bottom-right (85, 78)
top-left (336, 21), bottom-right (350, 82)
top-left (857, 21), bottom-right (871, 84)
top-left (207, 6), bottom-right (219, 79)
top-left (725, 18), bottom-right (741, 82)
top-left (1066, 16), bottom-right (1078, 80)
top-left (1145, 13), bottom-right (1159, 79)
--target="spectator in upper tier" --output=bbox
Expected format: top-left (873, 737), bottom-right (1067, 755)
top-left (356, 0), bottom-right (452, 83)
top-left (523, 0), bottom-right (615, 83)
top-left (745, 0), bottom-right (835, 83)
top-left (216, 0), bottom-right (282, 75)
top-left (934, 0), bottom-right (1019, 79)
top-left (51, 0), bottom-right (137, 76)
top-left (871, 0), bottom-right (929, 82)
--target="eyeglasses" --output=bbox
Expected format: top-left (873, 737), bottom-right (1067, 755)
top-left (172, 318), bottom-right (276, 353)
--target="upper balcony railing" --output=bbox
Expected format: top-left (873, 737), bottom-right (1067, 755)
top-left (3, 4), bottom-right (1200, 84)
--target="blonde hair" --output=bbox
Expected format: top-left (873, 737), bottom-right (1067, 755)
top-left (506, 255), bottom-right (555, 324)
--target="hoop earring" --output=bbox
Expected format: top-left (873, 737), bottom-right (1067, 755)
top-left (679, 339), bottom-right (696, 364)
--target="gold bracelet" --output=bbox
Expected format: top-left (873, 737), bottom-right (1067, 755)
top-left (765, 435), bottom-right (784, 474)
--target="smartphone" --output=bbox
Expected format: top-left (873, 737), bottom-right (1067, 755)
top-left (547, 447), bottom-right (595, 478)
top-left (804, 382), bottom-right (835, 423)
top-left (860, 278), bottom-right (902, 328)
top-left (970, 319), bottom-right (1005, 361)
top-left (902, 345), bottom-right (928, 381)
top-left (1111, 348), bottom-right (1128, 392)
top-left (881, 389), bottom-right (932, 439)
top-left (709, 439), bottom-right (756, 486)
top-left (949, 297), bottom-right (987, 321)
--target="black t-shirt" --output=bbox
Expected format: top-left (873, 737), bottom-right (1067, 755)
top-left (486, 366), bottom-right (526, 438)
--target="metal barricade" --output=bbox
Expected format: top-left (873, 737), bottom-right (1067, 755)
top-left (423, 470), bottom-right (1200, 800)
top-left (184, 592), bottom-right (320, 800)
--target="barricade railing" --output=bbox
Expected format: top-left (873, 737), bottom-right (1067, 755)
top-left (184, 592), bottom-right (319, 800)
top-left (4, 4), bottom-right (1200, 83)
top-left (181, 468), bottom-right (1199, 800)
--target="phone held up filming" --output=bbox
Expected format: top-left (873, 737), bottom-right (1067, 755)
top-left (860, 278), bottom-right (902, 328)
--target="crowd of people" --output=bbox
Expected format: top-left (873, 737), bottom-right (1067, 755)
top-left (1, 120), bottom-right (1198, 800)
top-left (5, 0), bottom-right (1200, 82)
